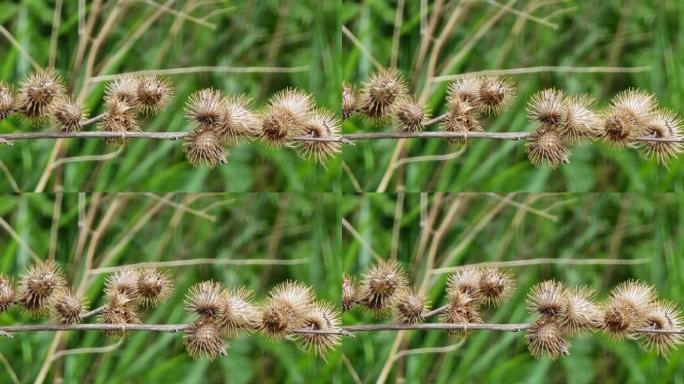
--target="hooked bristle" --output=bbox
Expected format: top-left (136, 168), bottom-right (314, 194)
top-left (185, 280), bottom-right (224, 319)
top-left (135, 75), bottom-right (173, 115)
top-left (560, 94), bottom-right (602, 143)
top-left (217, 94), bottom-right (260, 143)
top-left (50, 97), bottom-right (86, 132)
top-left (359, 260), bottom-right (409, 315)
top-left (526, 318), bottom-right (570, 360)
top-left (443, 98), bottom-right (482, 145)
top-left (601, 280), bottom-right (656, 338)
top-left (18, 68), bottom-right (66, 119)
top-left (525, 127), bottom-right (570, 168)
top-left (393, 97), bottom-right (428, 133)
top-left (392, 288), bottom-right (428, 324)
top-left (217, 286), bottom-right (259, 336)
top-left (446, 268), bottom-right (482, 301)
top-left (18, 260), bottom-right (66, 315)
top-left (0, 274), bottom-right (16, 313)
top-left (477, 268), bottom-right (515, 307)
top-left (342, 82), bottom-right (359, 119)
top-left (296, 301), bottom-right (342, 357)
top-left (184, 320), bottom-right (228, 360)
top-left (602, 89), bottom-right (657, 147)
top-left (260, 88), bottom-right (314, 147)
top-left (477, 76), bottom-right (515, 115)
top-left (526, 280), bottom-right (568, 318)
top-left (100, 291), bottom-right (140, 337)
top-left (442, 290), bottom-right (483, 338)
top-left (135, 268), bottom-right (173, 308)
top-left (105, 75), bottom-right (140, 107)
top-left (50, 289), bottom-right (86, 324)
top-left (185, 88), bottom-right (225, 125)
top-left (100, 99), bottom-right (140, 145)
top-left (447, 76), bottom-right (482, 109)
top-left (527, 89), bottom-right (567, 127)
top-left (0, 82), bottom-right (16, 120)
top-left (258, 281), bottom-right (314, 339)
top-left (294, 108), bottom-right (342, 164)
top-left (105, 267), bottom-right (139, 299)
top-left (360, 69), bottom-right (408, 120)
top-left (636, 300), bottom-right (683, 356)
top-left (560, 286), bottom-right (602, 334)
top-left (637, 109), bottom-right (683, 165)
top-left (341, 274), bottom-right (359, 312)
top-left (183, 124), bottom-right (227, 168)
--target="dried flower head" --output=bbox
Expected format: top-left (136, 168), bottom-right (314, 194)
top-left (448, 76), bottom-right (482, 108)
top-left (0, 274), bottom-right (16, 313)
top-left (638, 109), bottom-right (683, 165)
top-left (135, 75), bottom-right (173, 114)
top-left (392, 288), bottom-right (428, 324)
top-left (359, 260), bottom-right (409, 314)
top-left (18, 260), bottom-right (66, 314)
top-left (100, 291), bottom-right (140, 336)
top-left (105, 267), bottom-right (139, 299)
top-left (342, 274), bottom-right (359, 311)
top-left (526, 280), bottom-right (568, 318)
top-left (526, 319), bottom-right (570, 359)
top-left (0, 82), bottom-right (16, 120)
top-left (100, 99), bottom-right (140, 145)
top-left (260, 88), bottom-right (314, 146)
top-left (442, 290), bottom-right (482, 337)
top-left (50, 289), bottom-right (86, 324)
top-left (105, 75), bottom-right (140, 106)
top-left (360, 69), bottom-right (408, 120)
top-left (560, 95), bottom-right (602, 142)
top-left (18, 68), bottom-right (66, 119)
top-left (185, 281), bottom-right (224, 319)
top-left (561, 286), bottom-right (601, 334)
top-left (259, 281), bottom-right (314, 339)
top-left (637, 300), bottom-right (683, 356)
top-left (296, 301), bottom-right (342, 357)
top-left (184, 320), bottom-right (228, 360)
top-left (526, 127), bottom-right (570, 168)
top-left (185, 88), bottom-right (224, 125)
top-left (527, 89), bottom-right (567, 127)
top-left (342, 82), bottom-right (359, 119)
top-left (602, 89), bottom-right (656, 147)
top-left (135, 268), bottom-right (173, 308)
top-left (183, 124), bottom-right (227, 168)
top-left (50, 97), bottom-right (86, 132)
top-left (601, 280), bottom-right (656, 338)
top-left (477, 76), bottom-right (515, 115)
top-left (447, 268), bottom-right (482, 300)
top-left (393, 97), bottom-right (427, 133)
top-left (443, 98), bottom-right (482, 145)
top-left (217, 286), bottom-right (259, 336)
top-left (217, 94), bottom-right (260, 143)
top-left (295, 109), bottom-right (342, 164)
top-left (478, 268), bottom-right (515, 307)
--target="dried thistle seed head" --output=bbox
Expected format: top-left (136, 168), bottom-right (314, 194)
top-left (342, 82), bottom-right (359, 119)
top-left (50, 289), bottom-right (86, 324)
top-left (360, 68), bottom-right (408, 120)
top-left (477, 76), bottom-right (515, 115)
top-left (259, 280), bottom-right (314, 339)
top-left (478, 268), bottom-right (515, 307)
top-left (526, 319), bottom-right (570, 360)
top-left (638, 109), bottom-right (683, 165)
top-left (359, 260), bottom-right (409, 314)
top-left (442, 293), bottom-right (483, 337)
top-left (561, 286), bottom-right (601, 334)
top-left (135, 268), bottom-right (173, 308)
top-left (18, 68), bottom-right (66, 119)
top-left (525, 127), bottom-right (570, 168)
top-left (18, 260), bottom-right (66, 315)
top-left (393, 96), bottom-right (427, 133)
top-left (184, 320), bottom-right (228, 360)
top-left (602, 89), bottom-right (657, 146)
top-left (295, 109), bottom-right (342, 164)
top-left (526, 280), bottom-right (568, 318)
top-left (260, 88), bottom-right (314, 147)
top-left (105, 267), bottom-right (139, 299)
top-left (0, 82), bottom-right (16, 120)
top-left (447, 76), bottom-right (482, 108)
top-left (0, 274), bottom-right (16, 313)
top-left (185, 280), bottom-right (225, 319)
top-left (443, 98), bottom-right (482, 145)
top-left (447, 268), bottom-right (482, 301)
top-left (217, 94), bottom-right (260, 143)
top-left (185, 88), bottom-right (225, 125)
top-left (105, 75), bottom-right (140, 106)
top-left (341, 274), bottom-right (359, 311)
top-left (183, 124), bottom-right (227, 168)
top-left (50, 97), bottom-right (86, 132)
top-left (560, 94), bottom-right (602, 143)
top-left (100, 99), bottom-right (140, 145)
top-left (217, 286), bottom-right (259, 336)
top-left (637, 300), bottom-right (683, 356)
top-left (601, 280), bottom-right (656, 338)
top-left (135, 75), bottom-right (173, 114)
top-left (100, 291), bottom-right (140, 336)
top-left (527, 89), bottom-right (567, 127)
top-left (392, 288), bottom-right (428, 324)
top-left (296, 301), bottom-right (342, 357)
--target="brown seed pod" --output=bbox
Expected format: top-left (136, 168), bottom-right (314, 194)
top-left (18, 260), bottom-right (66, 315)
top-left (446, 268), bottom-right (482, 301)
top-left (636, 300), bottom-right (683, 356)
top-left (442, 290), bottom-right (483, 337)
top-left (602, 89), bottom-right (657, 147)
top-left (135, 268), bottom-right (173, 308)
top-left (296, 301), bottom-right (342, 357)
top-left (100, 291), bottom-right (140, 336)
top-left (260, 88), bottom-right (314, 147)
top-left (50, 289), bottom-right (86, 324)
top-left (294, 108), bottom-right (342, 164)
top-left (135, 75), bottom-right (173, 115)
top-left (105, 75), bottom-right (140, 107)
top-left (217, 94), bottom-right (260, 143)
top-left (526, 280), bottom-right (568, 318)
top-left (18, 68), bottom-right (66, 119)
top-left (527, 89), bottom-right (567, 127)
top-left (183, 124), bottom-right (227, 168)
top-left (525, 127), bottom-right (570, 168)
top-left (50, 97), bottom-right (86, 132)
top-left (100, 99), bottom-right (140, 145)
top-left (443, 98), bottom-right (482, 145)
top-left (185, 280), bottom-right (225, 319)
top-left (601, 280), bottom-right (656, 338)
top-left (526, 318), bottom-right (570, 360)
top-left (0, 82), bottom-right (16, 120)
top-left (477, 76), bottom-right (515, 115)
top-left (477, 268), bottom-right (515, 307)
top-left (185, 88), bottom-right (225, 125)
top-left (560, 94), bottom-right (602, 143)
top-left (342, 82), bottom-right (359, 119)
top-left (359, 260), bottom-right (409, 315)
top-left (392, 96), bottom-right (427, 133)
top-left (341, 274), bottom-right (359, 312)
top-left (0, 274), bottom-right (16, 313)
top-left (105, 267), bottom-right (139, 299)
top-left (637, 109), bottom-right (683, 165)
top-left (184, 319), bottom-right (228, 360)
top-left (392, 288), bottom-right (428, 324)
top-left (447, 75), bottom-right (482, 109)
top-left (217, 286), bottom-right (259, 336)
top-left (360, 68), bottom-right (408, 120)
top-left (259, 281), bottom-right (314, 339)
top-left (560, 286), bottom-right (601, 334)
